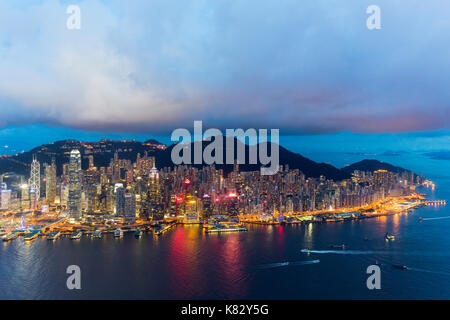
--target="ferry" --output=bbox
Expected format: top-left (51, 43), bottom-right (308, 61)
top-left (114, 228), bottom-right (123, 238)
top-left (205, 224), bottom-right (248, 234)
top-left (70, 231), bottom-right (82, 240)
top-left (47, 231), bottom-right (61, 241)
top-left (392, 264), bottom-right (407, 270)
top-left (134, 229), bottom-right (143, 238)
top-left (385, 233), bottom-right (395, 241)
top-left (329, 244), bottom-right (346, 250)
top-left (313, 216), bottom-right (324, 223)
top-left (92, 230), bottom-right (102, 239)
top-left (24, 230), bottom-right (40, 242)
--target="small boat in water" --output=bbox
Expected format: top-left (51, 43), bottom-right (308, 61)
top-left (134, 229), bottom-right (143, 238)
top-left (385, 233), bottom-right (395, 240)
top-left (392, 264), bottom-right (407, 270)
top-left (419, 217), bottom-right (423, 221)
top-left (329, 244), bottom-right (346, 250)
top-left (70, 231), bottom-right (82, 240)
top-left (114, 228), bottom-right (123, 238)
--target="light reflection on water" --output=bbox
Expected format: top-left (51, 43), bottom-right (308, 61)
top-left (0, 178), bottom-right (450, 299)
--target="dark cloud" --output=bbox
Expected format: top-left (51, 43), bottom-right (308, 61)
top-left (0, 0), bottom-right (449, 134)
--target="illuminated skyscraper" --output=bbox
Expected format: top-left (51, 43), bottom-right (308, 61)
top-left (0, 183), bottom-right (11, 210)
top-left (115, 184), bottom-right (125, 217)
top-left (28, 155), bottom-right (40, 209)
top-left (124, 192), bottom-right (136, 223)
top-left (45, 158), bottom-right (57, 204)
top-left (68, 150), bottom-right (82, 219)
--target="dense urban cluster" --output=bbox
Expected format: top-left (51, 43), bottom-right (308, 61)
top-left (0, 147), bottom-right (425, 224)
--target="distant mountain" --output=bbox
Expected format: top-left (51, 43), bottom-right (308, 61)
top-left (0, 139), bottom-right (415, 181)
top-left (0, 139), bottom-right (167, 176)
top-left (145, 139), bottom-right (165, 145)
top-left (163, 138), bottom-right (347, 180)
top-left (342, 159), bottom-right (414, 175)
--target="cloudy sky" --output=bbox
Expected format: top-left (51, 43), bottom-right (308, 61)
top-left (0, 0), bottom-right (449, 151)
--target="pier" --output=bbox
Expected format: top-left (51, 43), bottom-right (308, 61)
top-left (154, 222), bottom-right (176, 236)
top-left (421, 200), bottom-right (447, 206)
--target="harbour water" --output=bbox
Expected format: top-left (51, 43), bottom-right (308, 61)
top-left (1, 151), bottom-right (450, 299)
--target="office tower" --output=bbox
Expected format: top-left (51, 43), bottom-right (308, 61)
top-left (124, 191), bottom-right (136, 223)
top-left (45, 158), bottom-right (57, 204)
top-left (0, 183), bottom-right (11, 210)
top-left (115, 184), bottom-right (125, 216)
top-left (88, 155), bottom-right (94, 169)
top-left (20, 184), bottom-right (30, 210)
top-left (68, 150), bottom-right (82, 219)
top-left (202, 194), bottom-right (212, 217)
top-left (29, 155), bottom-right (40, 209)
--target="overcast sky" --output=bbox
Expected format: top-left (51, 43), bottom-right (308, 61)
top-left (0, 0), bottom-right (449, 135)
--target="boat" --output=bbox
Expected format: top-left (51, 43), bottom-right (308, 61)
top-left (205, 224), bottom-right (248, 234)
top-left (47, 231), bottom-right (61, 241)
top-left (70, 231), bottom-right (82, 240)
top-left (329, 244), bottom-right (346, 250)
top-left (385, 233), bottom-right (395, 240)
top-left (92, 230), bottom-right (102, 239)
top-left (419, 217), bottom-right (423, 221)
top-left (24, 230), bottom-right (40, 242)
top-left (364, 237), bottom-right (369, 241)
top-left (114, 228), bottom-right (123, 238)
top-left (134, 229), bottom-right (143, 238)
top-left (392, 264), bottom-right (407, 270)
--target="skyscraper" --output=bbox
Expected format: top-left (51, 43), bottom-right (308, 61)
top-left (0, 183), bottom-right (11, 210)
top-left (68, 150), bottom-right (82, 219)
top-left (114, 184), bottom-right (125, 217)
top-left (29, 155), bottom-right (40, 210)
top-left (124, 192), bottom-right (136, 223)
top-left (45, 158), bottom-right (57, 204)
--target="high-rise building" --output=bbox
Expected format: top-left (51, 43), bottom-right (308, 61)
top-left (114, 184), bottom-right (125, 217)
top-left (45, 158), bottom-right (57, 204)
top-left (68, 150), bottom-right (82, 219)
top-left (124, 192), bottom-right (136, 223)
top-left (29, 155), bottom-right (40, 209)
top-left (88, 155), bottom-right (94, 169)
top-left (1, 183), bottom-right (11, 210)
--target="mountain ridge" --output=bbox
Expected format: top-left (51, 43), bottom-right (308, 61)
top-left (0, 139), bottom-right (415, 180)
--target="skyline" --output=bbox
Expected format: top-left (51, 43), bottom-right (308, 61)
top-left (1, 0), bottom-right (449, 135)
top-left (2, 1), bottom-right (450, 304)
